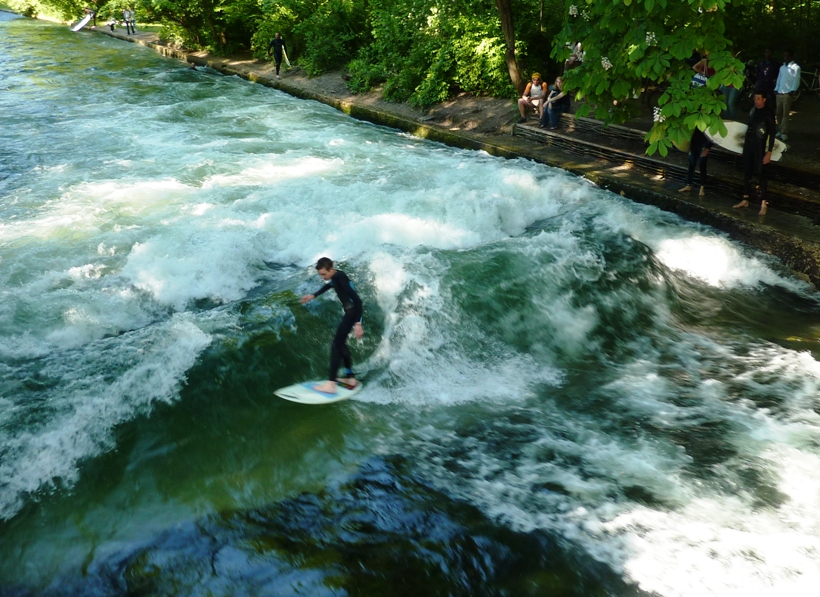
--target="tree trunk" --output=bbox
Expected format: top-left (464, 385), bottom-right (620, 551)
top-left (494, 0), bottom-right (525, 94)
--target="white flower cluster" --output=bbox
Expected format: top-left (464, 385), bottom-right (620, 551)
top-left (582, 10), bottom-right (591, 21)
top-left (653, 107), bottom-right (666, 123)
top-left (645, 31), bottom-right (657, 45)
top-left (569, 5), bottom-right (578, 17)
top-left (601, 56), bottom-right (613, 70)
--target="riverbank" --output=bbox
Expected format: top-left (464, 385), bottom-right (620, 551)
top-left (80, 24), bottom-right (820, 287)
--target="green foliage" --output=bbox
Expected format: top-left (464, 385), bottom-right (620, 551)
top-left (553, 0), bottom-right (747, 155)
top-left (345, 0), bottom-right (518, 107)
top-left (293, 0), bottom-right (368, 76)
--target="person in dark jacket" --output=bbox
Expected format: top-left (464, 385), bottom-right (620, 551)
top-left (755, 48), bottom-right (778, 109)
top-left (267, 33), bottom-right (288, 78)
top-left (539, 77), bottom-right (571, 130)
top-left (733, 93), bottom-right (776, 215)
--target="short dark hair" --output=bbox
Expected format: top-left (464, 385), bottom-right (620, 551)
top-left (316, 257), bottom-right (333, 271)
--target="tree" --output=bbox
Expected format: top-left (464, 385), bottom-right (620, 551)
top-left (552, 0), bottom-right (747, 156)
top-left (494, 0), bottom-right (525, 94)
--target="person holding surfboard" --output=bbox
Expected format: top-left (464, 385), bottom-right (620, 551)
top-left (733, 92), bottom-right (776, 215)
top-left (301, 258), bottom-right (364, 394)
top-left (267, 33), bottom-right (288, 79)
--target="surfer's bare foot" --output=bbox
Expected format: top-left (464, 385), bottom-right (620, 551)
top-left (759, 200), bottom-right (768, 216)
top-left (678, 185), bottom-right (692, 193)
top-left (338, 378), bottom-right (358, 388)
top-left (733, 199), bottom-right (749, 209)
top-left (313, 381), bottom-right (337, 394)
top-left (699, 186), bottom-right (706, 197)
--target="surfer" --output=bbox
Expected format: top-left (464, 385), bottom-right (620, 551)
top-left (300, 258), bottom-right (364, 394)
top-left (267, 33), bottom-right (287, 79)
top-left (733, 92), bottom-right (775, 215)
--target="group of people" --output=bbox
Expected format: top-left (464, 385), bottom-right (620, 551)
top-left (104, 8), bottom-right (136, 34)
top-left (681, 48), bottom-right (800, 215)
top-left (516, 73), bottom-right (570, 130)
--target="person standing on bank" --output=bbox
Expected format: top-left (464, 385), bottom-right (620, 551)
top-left (755, 48), bottom-right (778, 110)
top-left (733, 92), bottom-right (776, 216)
top-left (517, 73), bottom-right (547, 123)
top-left (122, 8), bottom-right (134, 35)
top-left (540, 77), bottom-right (570, 130)
top-left (267, 32), bottom-right (288, 79)
top-left (678, 127), bottom-right (713, 197)
top-left (774, 50), bottom-right (800, 141)
top-left (301, 258), bottom-right (364, 395)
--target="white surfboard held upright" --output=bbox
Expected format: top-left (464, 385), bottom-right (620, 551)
top-left (71, 14), bottom-right (93, 32)
top-left (274, 381), bottom-right (363, 404)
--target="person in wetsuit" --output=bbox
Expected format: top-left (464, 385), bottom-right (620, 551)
top-left (301, 257), bottom-right (364, 394)
top-left (267, 33), bottom-right (287, 78)
top-left (678, 127), bottom-right (713, 196)
top-left (733, 92), bottom-right (776, 215)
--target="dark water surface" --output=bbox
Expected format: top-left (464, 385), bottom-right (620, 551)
top-left (2, 16), bottom-right (820, 597)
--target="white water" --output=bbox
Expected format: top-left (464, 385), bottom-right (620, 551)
top-left (2, 18), bottom-right (820, 596)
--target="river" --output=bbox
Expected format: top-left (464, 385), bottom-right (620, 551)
top-left (2, 14), bottom-right (820, 597)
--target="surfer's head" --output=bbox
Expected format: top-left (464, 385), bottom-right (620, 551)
top-left (316, 257), bottom-right (335, 280)
top-left (753, 93), bottom-right (767, 109)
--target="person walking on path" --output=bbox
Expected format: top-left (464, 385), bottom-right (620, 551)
top-left (301, 257), bottom-right (364, 395)
top-left (540, 77), bottom-right (570, 130)
top-left (733, 92), bottom-right (776, 216)
top-left (267, 33), bottom-right (288, 79)
top-left (774, 51), bottom-right (800, 141)
top-left (678, 128), bottom-right (713, 197)
top-left (517, 73), bottom-right (546, 123)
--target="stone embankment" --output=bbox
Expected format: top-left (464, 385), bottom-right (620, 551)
top-left (88, 25), bottom-right (820, 287)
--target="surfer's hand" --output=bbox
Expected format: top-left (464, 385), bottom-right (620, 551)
top-left (300, 294), bottom-right (314, 304)
top-left (354, 322), bottom-right (363, 339)
top-left (763, 152), bottom-right (772, 165)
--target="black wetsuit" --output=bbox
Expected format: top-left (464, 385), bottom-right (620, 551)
top-left (267, 38), bottom-right (287, 75)
top-left (743, 106), bottom-right (776, 201)
top-left (686, 128), bottom-right (714, 186)
top-left (313, 270), bottom-right (363, 382)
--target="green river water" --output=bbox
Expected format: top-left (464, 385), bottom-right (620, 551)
top-left (2, 13), bottom-right (820, 597)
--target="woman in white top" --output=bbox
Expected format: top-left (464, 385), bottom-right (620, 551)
top-left (517, 73), bottom-right (547, 123)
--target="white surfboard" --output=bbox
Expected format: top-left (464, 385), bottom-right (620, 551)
top-left (705, 120), bottom-right (787, 161)
top-left (282, 49), bottom-right (291, 68)
top-left (71, 14), bottom-right (92, 32)
top-left (274, 380), bottom-right (362, 404)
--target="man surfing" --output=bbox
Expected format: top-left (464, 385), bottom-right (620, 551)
top-left (301, 257), bottom-right (364, 394)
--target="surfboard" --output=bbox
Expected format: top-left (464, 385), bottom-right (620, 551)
top-left (71, 14), bottom-right (92, 32)
top-left (274, 380), bottom-right (362, 404)
top-left (705, 120), bottom-right (787, 161)
top-left (282, 48), bottom-right (291, 68)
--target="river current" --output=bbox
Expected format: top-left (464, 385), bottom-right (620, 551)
top-left (2, 14), bottom-right (820, 597)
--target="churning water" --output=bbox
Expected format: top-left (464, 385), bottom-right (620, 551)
top-left (2, 15), bottom-right (820, 597)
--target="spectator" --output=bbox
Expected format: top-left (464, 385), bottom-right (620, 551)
top-left (774, 50), bottom-right (800, 141)
top-left (565, 42), bottom-right (584, 71)
top-left (122, 8), bottom-right (134, 35)
top-left (517, 73), bottom-right (547, 123)
top-left (106, 18), bottom-right (116, 32)
top-left (755, 48), bottom-right (778, 109)
top-left (691, 52), bottom-right (714, 88)
top-left (733, 92), bottom-right (776, 215)
top-left (540, 77), bottom-right (570, 130)
top-left (267, 33), bottom-right (288, 79)
top-left (678, 128), bottom-right (713, 196)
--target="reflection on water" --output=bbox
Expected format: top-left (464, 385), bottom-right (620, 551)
top-left (1, 16), bottom-right (820, 597)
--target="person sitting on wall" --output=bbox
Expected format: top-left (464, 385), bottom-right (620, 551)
top-left (517, 73), bottom-right (547, 124)
top-left (540, 77), bottom-right (570, 130)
